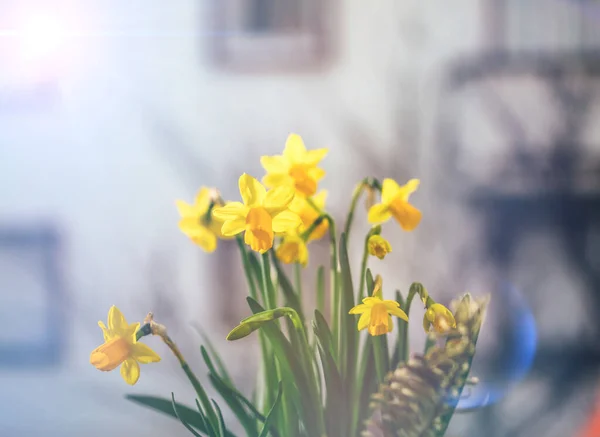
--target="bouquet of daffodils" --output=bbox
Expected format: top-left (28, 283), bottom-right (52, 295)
top-left (90, 134), bottom-right (489, 437)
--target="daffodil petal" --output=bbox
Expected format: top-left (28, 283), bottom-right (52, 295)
top-left (131, 343), bottom-right (161, 364)
top-left (381, 179), bottom-right (403, 204)
top-left (187, 225), bottom-right (218, 252)
top-left (423, 315), bottom-right (431, 332)
top-left (367, 203), bottom-right (392, 224)
top-left (120, 359), bottom-right (140, 385)
top-left (349, 304), bottom-right (369, 314)
top-left (272, 210), bottom-right (302, 233)
top-left (398, 179), bottom-right (420, 202)
top-left (239, 173), bottom-right (266, 207)
top-left (98, 321), bottom-right (111, 341)
top-left (282, 133), bottom-right (307, 162)
top-left (390, 202), bottom-right (422, 231)
top-left (263, 186), bottom-right (295, 214)
top-left (175, 200), bottom-right (195, 218)
top-left (124, 322), bottom-right (140, 342)
top-left (263, 173), bottom-right (294, 189)
top-left (386, 305), bottom-right (409, 322)
top-left (311, 190), bottom-right (328, 209)
top-left (260, 155), bottom-right (288, 173)
top-left (194, 187), bottom-right (212, 212)
top-left (221, 219), bottom-right (246, 236)
top-left (304, 148), bottom-right (328, 166)
top-left (362, 297), bottom-right (380, 306)
top-left (212, 202), bottom-right (248, 221)
top-left (357, 311), bottom-right (371, 331)
top-left (297, 243), bottom-right (309, 267)
top-left (107, 306), bottom-right (128, 334)
top-left (307, 167), bottom-right (326, 182)
top-left (178, 217), bottom-right (201, 234)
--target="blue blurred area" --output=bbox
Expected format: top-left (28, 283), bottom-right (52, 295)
top-left (1, 0), bottom-right (600, 436)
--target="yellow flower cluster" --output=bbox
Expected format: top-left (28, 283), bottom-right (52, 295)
top-left (174, 133), bottom-right (423, 267)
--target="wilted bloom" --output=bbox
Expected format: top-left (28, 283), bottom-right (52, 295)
top-left (289, 190), bottom-right (329, 241)
top-left (176, 187), bottom-right (230, 253)
top-left (423, 303), bottom-right (457, 333)
top-left (368, 178), bottom-right (421, 231)
top-left (260, 133), bottom-right (327, 197)
top-left (212, 174), bottom-right (301, 253)
top-left (349, 277), bottom-right (408, 336)
top-left (276, 234), bottom-right (309, 266)
top-left (90, 306), bottom-right (161, 385)
top-left (367, 235), bottom-right (392, 260)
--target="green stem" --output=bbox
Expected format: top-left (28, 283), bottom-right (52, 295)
top-left (294, 263), bottom-right (302, 300)
top-left (169, 336), bottom-right (219, 432)
top-left (261, 252), bottom-right (276, 309)
top-left (300, 214), bottom-right (326, 241)
top-left (316, 266), bottom-right (325, 320)
top-left (393, 283), bottom-right (436, 371)
top-left (372, 335), bottom-right (387, 384)
top-left (343, 177), bottom-right (382, 242)
top-left (405, 282), bottom-right (435, 316)
top-left (306, 198), bottom-right (339, 355)
top-left (135, 323), bottom-right (152, 341)
top-left (358, 227), bottom-right (379, 302)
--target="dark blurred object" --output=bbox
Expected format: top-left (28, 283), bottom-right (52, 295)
top-left (481, 0), bottom-right (600, 51)
top-left (209, 0), bottom-right (334, 72)
top-left (0, 225), bottom-right (65, 367)
top-left (434, 50), bottom-right (600, 437)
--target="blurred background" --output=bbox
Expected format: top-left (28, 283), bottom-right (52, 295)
top-left (2, 0), bottom-right (600, 436)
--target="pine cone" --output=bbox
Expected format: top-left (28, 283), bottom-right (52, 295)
top-left (363, 294), bottom-right (490, 437)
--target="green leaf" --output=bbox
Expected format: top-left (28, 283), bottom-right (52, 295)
top-left (194, 326), bottom-right (233, 384)
top-left (201, 346), bottom-right (259, 437)
top-left (352, 337), bottom-right (377, 436)
top-left (211, 400), bottom-right (228, 437)
top-left (365, 269), bottom-right (374, 296)
top-left (126, 394), bottom-right (211, 435)
top-left (271, 252), bottom-right (305, 325)
top-left (338, 234), bottom-right (357, 437)
top-left (316, 265), bottom-right (325, 316)
top-left (208, 374), bottom-right (258, 437)
top-left (339, 234), bottom-right (357, 379)
top-left (258, 382), bottom-right (283, 437)
top-left (171, 393), bottom-right (204, 437)
top-left (391, 290), bottom-right (408, 369)
top-left (314, 310), bottom-right (336, 362)
top-left (195, 399), bottom-right (213, 436)
top-left (247, 297), bottom-right (324, 437)
top-left (236, 236), bottom-right (259, 301)
top-left (372, 334), bottom-right (389, 384)
top-left (313, 313), bottom-right (343, 437)
top-left (261, 252), bottom-right (276, 309)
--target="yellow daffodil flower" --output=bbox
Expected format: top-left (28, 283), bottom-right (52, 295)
top-left (90, 306), bottom-right (161, 385)
top-left (176, 187), bottom-right (231, 253)
top-left (368, 178), bottom-right (422, 231)
top-left (289, 190), bottom-right (329, 241)
top-left (260, 133), bottom-right (327, 197)
top-left (212, 174), bottom-right (302, 253)
top-left (367, 234), bottom-right (392, 260)
top-left (276, 234), bottom-right (309, 266)
top-left (423, 303), bottom-right (457, 333)
top-left (349, 277), bottom-right (408, 336)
